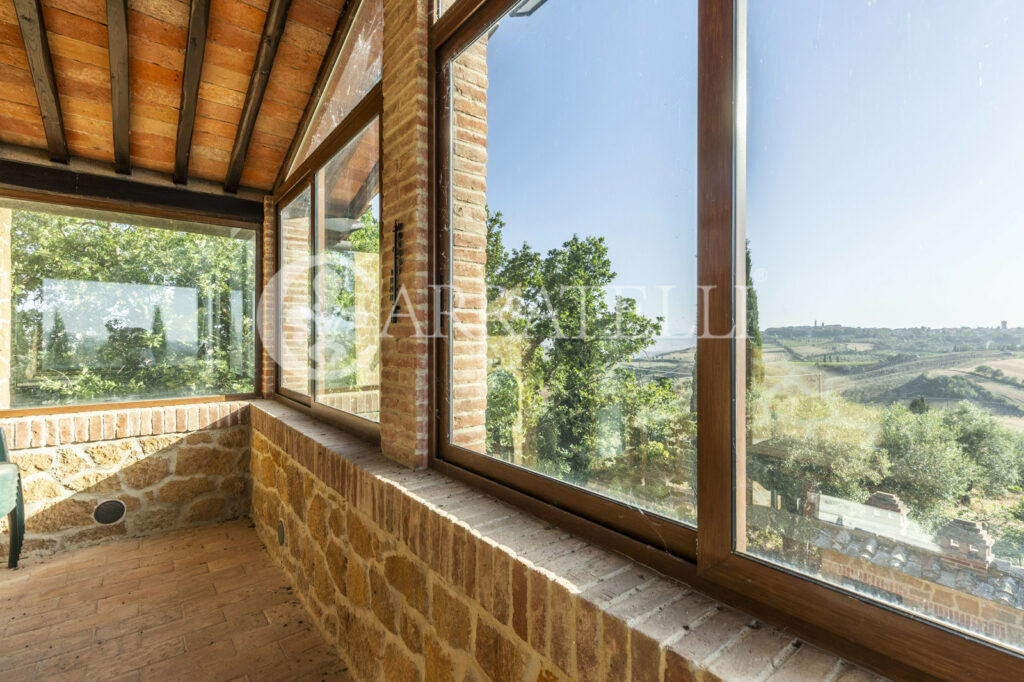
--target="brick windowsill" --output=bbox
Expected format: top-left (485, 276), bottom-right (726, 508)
top-left (251, 399), bottom-right (882, 681)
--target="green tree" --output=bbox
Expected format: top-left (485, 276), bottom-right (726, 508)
top-left (908, 396), bottom-right (928, 414)
top-left (879, 404), bottom-right (975, 519)
top-left (485, 212), bottom-right (663, 482)
top-left (151, 305), bottom-right (167, 364)
top-left (350, 207), bottom-right (380, 253)
top-left (486, 370), bottom-right (519, 461)
top-left (745, 239), bottom-right (764, 391)
top-left (942, 402), bottom-right (1019, 495)
top-left (45, 311), bottom-right (72, 369)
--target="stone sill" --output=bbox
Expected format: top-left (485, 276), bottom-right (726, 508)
top-left (251, 400), bottom-right (882, 681)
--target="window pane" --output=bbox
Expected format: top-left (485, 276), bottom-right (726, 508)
top-left (314, 119), bottom-right (381, 420)
top-left (279, 188), bottom-right (313, 396)
top-left (0, 200), bottom-right (255, 408)
top-left (288, 0), bottom-right (383, 177)
top-left (744, 1), bottom-right (1024, 653)
top-left (446, 0), bottom-right (698, 525)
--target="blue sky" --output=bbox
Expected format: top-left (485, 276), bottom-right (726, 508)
top-left (477, 0), bottom-right (1024, 342)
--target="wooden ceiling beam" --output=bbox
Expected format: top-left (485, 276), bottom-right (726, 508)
top-left (174, 0), bottom-right (211, 185)
top-left (274, 0), bottom-right (362, 192)
top-left (223, 0), bottom-right (293, 193)
top-left (13, 0), bottom-right (68, 164)
top-left (0, 158), bottom-right (264, 226)
top-left (106, 0), bottom-right (130, 174)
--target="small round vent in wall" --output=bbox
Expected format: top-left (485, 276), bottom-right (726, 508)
top-left (93, 500), bottom-right (127, 525)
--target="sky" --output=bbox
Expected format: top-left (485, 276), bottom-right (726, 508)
top-left (475, 0), bottom-right (1024, 344)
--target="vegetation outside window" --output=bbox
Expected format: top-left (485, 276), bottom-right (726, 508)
top-left (741, 0), bottom-right (1024, 657)
top-left (0, 200), bottom-right (256, 409)
top-left (440, 0), bottom-right (699, 535)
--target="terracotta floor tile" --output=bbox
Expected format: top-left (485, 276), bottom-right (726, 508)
top-left (0, 520), bottom-right (350, 681)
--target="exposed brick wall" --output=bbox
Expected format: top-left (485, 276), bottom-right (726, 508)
top-left (0, 401), bottom-right (251, 557)
top-left (261, 195), bottom-right (277, 397)
top-left (379, 0), bottom-right (432, 469)
top-left (821, 549), bottom-right (1024, 647)
top-left (449, 39), bottom-right (489, 453)
top-left (249, 400), bottom-right (875, 682)
top-left (279, 201), bottom-right (312, 395)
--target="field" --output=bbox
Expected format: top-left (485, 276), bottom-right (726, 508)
top-left (631, 325), bottom-right (1024, 429)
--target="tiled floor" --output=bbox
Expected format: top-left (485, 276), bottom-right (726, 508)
top-left (0, 520), bottom-right (351, 681)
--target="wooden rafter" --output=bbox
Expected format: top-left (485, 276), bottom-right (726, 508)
top-left (347, 160), bottom-right (379, 219)
top-left (224, 0), bottom-right (293, 193)
top-left (174, 0), bottom-right (211, 185)
top-left (106, 0), bottom-right (130, 174)
top-left (12, 0), bottom-right (68, 163)
top-left (274, 0), bottom-right (361, 191)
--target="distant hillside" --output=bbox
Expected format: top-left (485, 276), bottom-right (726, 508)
top-left (764, 325), bottom-right (1024, 354)
top-left (879, 372), bottom-right (1024, 416)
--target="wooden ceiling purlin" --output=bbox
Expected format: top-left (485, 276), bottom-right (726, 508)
top-left (273, 0), bottom-right (358, 192)
top-left (223, 0), bottom-right (292, 194)
top-left (105, 0), bottom-right (129, 174)
top-left (1, 0), bottom-right (348, 200)
top-left (173, 0), bottom-right (210, 185)
top-left (12, 0), bottom-right (67, 162)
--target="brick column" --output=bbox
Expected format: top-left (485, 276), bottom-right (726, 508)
top-left (449, 40), bottom-right (489, 453)
top-left (279, 206), bottom-right (311, 395)
top-left (380, 0), bottom-right (431, 468)
top-left (0, 207), bottom-right (11, 409)
top-left (260, 196), bottom-right (277, 397)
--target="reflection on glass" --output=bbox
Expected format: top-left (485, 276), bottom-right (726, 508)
top-left (2, 201), bottom-right (255, 407)
top-left (279, 189), bottom-right (312, 396)
top-left (315, 119), bottom-right (381, 421)
top-left (289, 0), bottom-right (383, 176)
top-left (446, 0), bottom-right (698, 525)
top-left (744, 0), bottom-right (1024, 653)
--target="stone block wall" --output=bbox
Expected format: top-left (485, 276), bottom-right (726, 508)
top-left (249, 400), bottom-right (872, 682)
top-left (0, 401), bottom-right (251, 557)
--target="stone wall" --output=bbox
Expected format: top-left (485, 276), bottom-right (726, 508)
top-left (0, 401), bottom-right (251, 557)
top-left (249, 400), bottom-right (871, 682)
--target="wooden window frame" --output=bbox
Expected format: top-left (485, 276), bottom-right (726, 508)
top-left (429, 0), bottom-right (1024, 678)
top-left (273, 84), bottom-right (384, 445)
top-left (0, 189), bottom-right (262, 417)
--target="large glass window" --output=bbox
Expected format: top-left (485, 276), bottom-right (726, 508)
top-left (288, 0), bottom-right (383, 177)
top-left (314, 119), bottom-right (381, 421)
top-left (0, 200), bottom-right (255, 408)
top-left (443, 0), bottom-right (699, 526)
top-left (743, 0), bottom-right (1024, 654)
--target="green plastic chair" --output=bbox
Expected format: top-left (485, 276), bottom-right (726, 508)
top-left (0, 429), bottom-right (24, 568)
